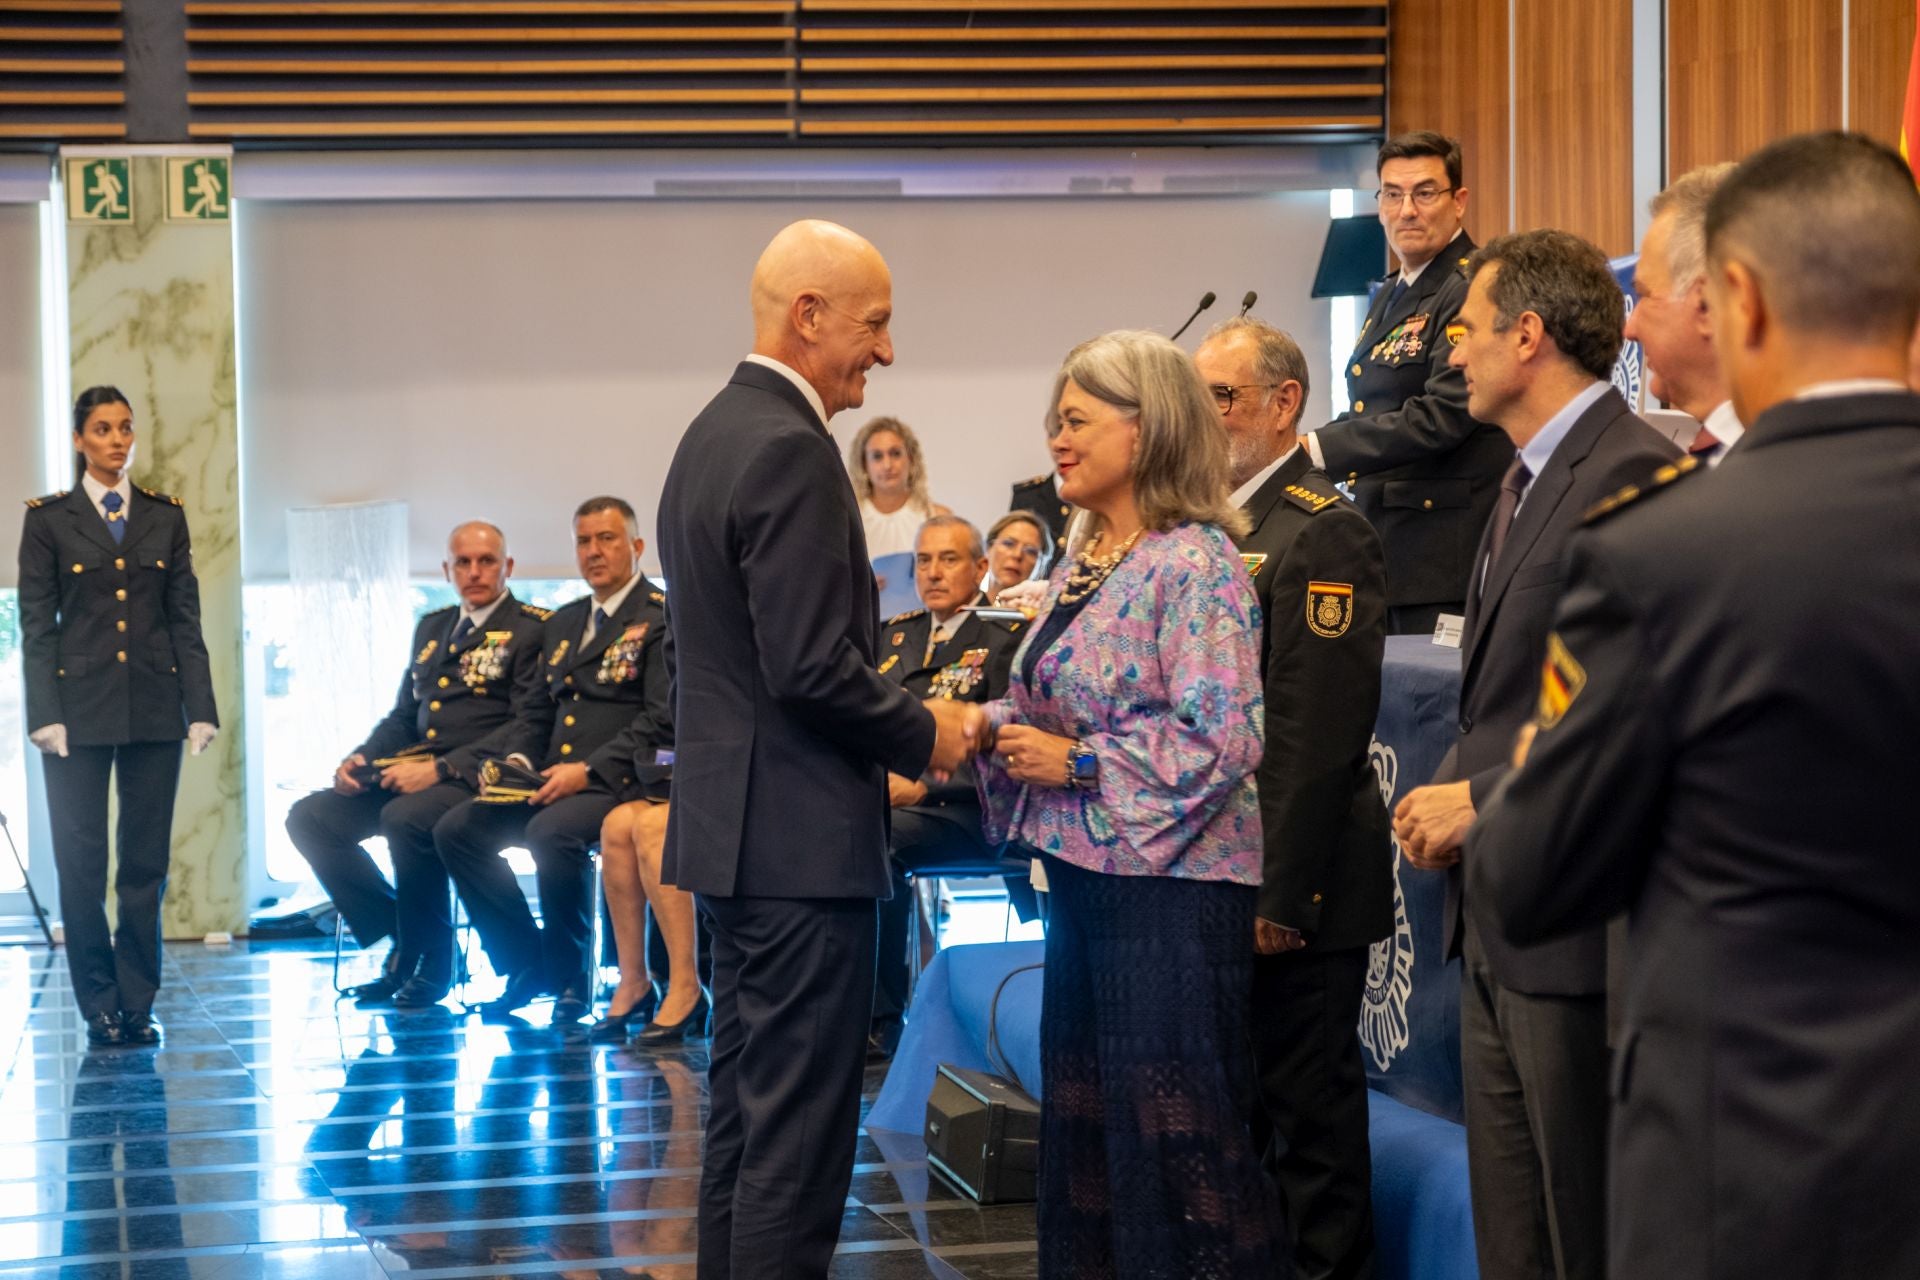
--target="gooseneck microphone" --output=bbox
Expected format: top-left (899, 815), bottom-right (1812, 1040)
top-left (1238, 290), bottom-right (1258, 317)
top-left (1170, 291), bottom-right (1216, 341)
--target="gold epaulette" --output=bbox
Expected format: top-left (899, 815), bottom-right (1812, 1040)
top-left (648, 590), bottom-right (664, 604)
top-left (24, 491), bottom-right (67, 509)
top-left (885, 607), bottom-right (926, 626)
top-left (519, 603), bottom-right (554, 621)
top-left (1283, 480), bottom-right (1343, 514)
top-left (1014, 473), bottom-right (1051, 489)
top-left (137, 485), bottom-right (182, 507)
top-left (1583, 454), bottom-right (1702, 524)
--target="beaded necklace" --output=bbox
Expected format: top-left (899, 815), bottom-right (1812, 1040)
top-left (1055, 527), bottom-right (1143, 606)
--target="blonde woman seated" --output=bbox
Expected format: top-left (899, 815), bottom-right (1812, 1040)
top-left (849, 415), bottom-right (951, 561)
top-left (589, 739), bottom-right (705, 1046)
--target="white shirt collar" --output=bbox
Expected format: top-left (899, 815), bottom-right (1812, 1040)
top-left (1793, 378), bottom-right (1909, 401)
top-left (1702, 400), bottom-right (1744, 466)
top-left (1230, 443), bottom-right (1301, 509)
top-left (460, 593), bottom-right (508, 630)
top-left (1397, 255), bottom-right (1435, 289)
top-left (586, 573), bottom-right (644, 641)
top-left (80, 472), bottom-right (132, 523)
top-left (744, 353), bottom-right (829, 429)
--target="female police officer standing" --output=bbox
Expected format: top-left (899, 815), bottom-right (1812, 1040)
top-left (19, 386), bottom-right (218, 1048)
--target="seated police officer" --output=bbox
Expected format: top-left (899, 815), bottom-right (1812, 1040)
top-left (869, 515), bottom-right (1025, 1059)
top-left (430, 496), bottom-right (670, 1023)
top-left (285, 521), bottom-right (549, 1005)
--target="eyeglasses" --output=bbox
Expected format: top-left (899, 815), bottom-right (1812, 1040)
top-left (1374, 185), bottom-right (1456, 211)
top-left (1208, 383), bottom-right (1278, 412)
top-left (993, 536), bottom-right (1042, 559)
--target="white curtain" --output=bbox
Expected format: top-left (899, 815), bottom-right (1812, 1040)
top-left (285, 501), bottom-right (412, 787)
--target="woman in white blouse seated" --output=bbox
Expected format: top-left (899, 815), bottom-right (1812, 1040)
top-left (848, 415), bottom-right (950, 561)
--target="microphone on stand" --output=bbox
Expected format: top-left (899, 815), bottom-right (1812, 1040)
top-left (1238, 290), bottom-right (1258, 317)
top-left (1170, 291), bottom-right (1217, 341)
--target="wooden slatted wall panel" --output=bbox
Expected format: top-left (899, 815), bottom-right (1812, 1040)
top-left (0, 0), bottom-right (126, 139)
top-left (798, 0), bottom-right (1385, 140)
top-left (183, 1), bottom-right (800, 140)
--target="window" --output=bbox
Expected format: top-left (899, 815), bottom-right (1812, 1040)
top-left (252, 578), bottom-right (589, 889)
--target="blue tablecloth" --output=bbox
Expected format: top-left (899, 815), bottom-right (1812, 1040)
top-left (1362, 634), bottom-right (1467, 1122)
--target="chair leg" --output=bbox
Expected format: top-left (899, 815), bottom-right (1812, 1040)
top-left (589, 852), bottom-right (607, 1007)
top-left (331, 910), bottom-right (349, 995)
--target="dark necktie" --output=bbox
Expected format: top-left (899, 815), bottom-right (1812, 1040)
top-left (450, 616), bottom-right (474, 646)
top-left (101, 491), bottom-right (126, 544)
top-left (1483, 456), bottom-right (1533, 590)
top-left (1384, 276), bottom-right (1409, 313)
top-left (593, 607), bottom-right (610, 642)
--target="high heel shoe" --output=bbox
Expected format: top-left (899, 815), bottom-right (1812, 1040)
top-left (587, 988), bottom-right (658, 1043)
top-left (633, 992), bottom-right (710, 1047)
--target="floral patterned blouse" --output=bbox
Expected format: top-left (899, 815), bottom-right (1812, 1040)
top-left (975, 521), bottom-right (1265, 884)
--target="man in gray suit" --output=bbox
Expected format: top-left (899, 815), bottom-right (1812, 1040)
top-left (1471, 131), bottom-right (1920, 1280)
top-left (1394, 230), bottom-right (1679, 1280)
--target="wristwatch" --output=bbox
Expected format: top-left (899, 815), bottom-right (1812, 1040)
top-left (1067, 742), bottom-right (1099, 790)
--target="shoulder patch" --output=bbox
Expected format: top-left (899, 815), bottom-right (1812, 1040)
top-left (1283, 480), bottom-right (1343, 515)
top-left (136, 485), bottom-right (182, 506)
top-left (518, 602), bottom-right (554, 622)
top-left (1583, 454), bottom-right (1702, 524)
top-left (884, 607), bottom-right (926, 626)
top-left (24, 490), bottom-right (67, 509)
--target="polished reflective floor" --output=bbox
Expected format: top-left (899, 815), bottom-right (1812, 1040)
top-left (0, 939), bottom-right (1037, 1279)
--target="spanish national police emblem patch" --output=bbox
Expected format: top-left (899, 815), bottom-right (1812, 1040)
top-left (1306, 581), bottom-right (1354, 637)
top-left (1536, 632), bottom-right (1587, 728)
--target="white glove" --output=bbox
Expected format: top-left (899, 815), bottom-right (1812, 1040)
top-left (188, 722), bottom-right (218, 756)
top-left (29, 724), bottom-right (68, 758)
top-left (992, 579), bottom-right (1049, 617)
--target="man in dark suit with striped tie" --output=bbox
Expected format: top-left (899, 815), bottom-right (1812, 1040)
top-left (1392, 230), bottom-right (1678, 1280)
top-left (1624, 163), bottom-right (1746, 464)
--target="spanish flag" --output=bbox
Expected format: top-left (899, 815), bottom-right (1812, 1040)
top-left (1905, 2), bottom-right (1920, 177)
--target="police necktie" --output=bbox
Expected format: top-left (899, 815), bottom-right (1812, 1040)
top-left (591, 606), bottom-right (610, 645)
top-left (450, 616), bottom-right (474, 647)
top-left (1384, 276), bottom-right (1409, 314)
top-left (1482, 457), bottom-right (1533, 594)
top-left (101, 490), bottom-right (126, 544)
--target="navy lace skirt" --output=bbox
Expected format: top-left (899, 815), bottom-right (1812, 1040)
top-left (1036, 853), bottom-right (1284, 1279)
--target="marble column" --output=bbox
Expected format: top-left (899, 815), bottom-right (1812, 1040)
top-left (63, 147), bottom-right (245, 937)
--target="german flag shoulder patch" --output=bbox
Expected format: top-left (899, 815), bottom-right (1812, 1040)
top-left (1535, 632), bottom-right (1588, 729)
top-left (1584, 454), bottom-right (1701, 524)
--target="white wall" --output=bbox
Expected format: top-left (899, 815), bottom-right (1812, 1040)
top-left (0, 203), bottom-right (46, 587)
top-left (237, 191), bottom-right (1335, 579)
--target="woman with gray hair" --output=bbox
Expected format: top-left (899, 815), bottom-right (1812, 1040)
top-left (969, 330), bottom-right (1279, 1276)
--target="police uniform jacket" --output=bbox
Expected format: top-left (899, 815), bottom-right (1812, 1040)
top-left (1435, 387), bottom-right (1679, 994)
top-left (491, 577), bottom-right (670, 784)
top-left (19, 485), bottom-right (217, 745)
top-left (1466, 390), bottom-right (1920, 1280)
top-left (1007, 473), bottom-right (1071, 569)
top-left (354, 593), bottom-right (551, 785)
top-left (1231, 451), bottom-right (1391, 952)
top-left (878, 599), bottom-right (1021, 806)
top-left (1312, 230), bottom-right (1515, 609)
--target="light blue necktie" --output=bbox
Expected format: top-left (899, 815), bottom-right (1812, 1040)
top-left (101, 491), bottom-right (126, 544)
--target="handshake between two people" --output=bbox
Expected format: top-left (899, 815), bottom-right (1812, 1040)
top-left (919, 699), bottom-right (1078, 790)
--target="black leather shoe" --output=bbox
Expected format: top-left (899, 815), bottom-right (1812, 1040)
top-left (345, 947), bottom-right (407, 1003)
top-left (552, 986), bottom-right (591, 1025)
top-left (392, 975), bottom-right (452, 1009)
top-left (634, 992), bottom-right (710, 1048)
top-left (587, 988), bottom-right (659, 1043)
top-left (85, 1011), bottom-right (123, 1047)
top-left (476, 968), bottom-right (549, 1020)
top-left (121, 1012), bottom-right (163, 1046)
